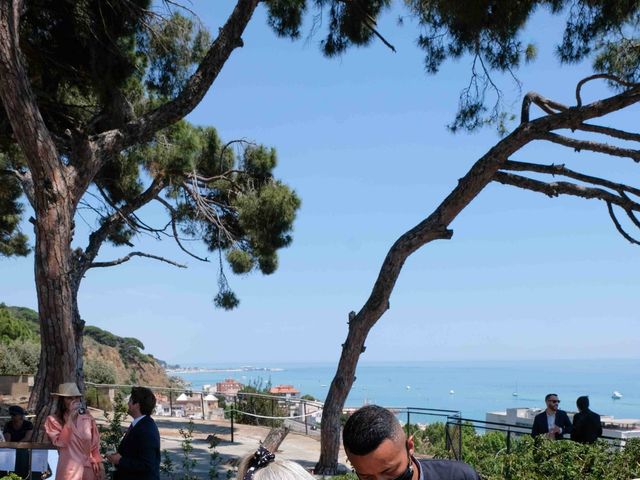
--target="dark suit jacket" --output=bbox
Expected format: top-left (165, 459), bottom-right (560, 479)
top-left (571, 409), bottom-right (602, 444)
top-left (115, 415), bottom-right (160, 480)
top-left (531, 409), bottom-right (573, 439)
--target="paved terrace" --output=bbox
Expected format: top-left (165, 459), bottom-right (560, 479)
top-left (93, 412), bottom-right (350, 479)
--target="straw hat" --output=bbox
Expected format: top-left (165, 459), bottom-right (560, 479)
top-left (51, 383), bottom-right (82, 397)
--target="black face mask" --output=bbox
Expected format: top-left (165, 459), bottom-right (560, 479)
top-left (391, 444), bottom-right (413, 480)
top-left (354, 441), bottom-right (414, 480)
top-left (391, 462), bottom-right (414, 480)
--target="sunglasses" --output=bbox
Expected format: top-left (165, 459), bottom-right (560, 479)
top-left (549, 400), bottom-right (560, 404)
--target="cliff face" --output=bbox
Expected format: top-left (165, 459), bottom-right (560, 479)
top-left (84, 337), bottom-right (173, 387)
top-left (1, 303), bottom-right (173, 387)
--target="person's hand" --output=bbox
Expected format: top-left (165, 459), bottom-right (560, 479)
top-left (106, 453), bottom-right (121, 465)
top-left (91, 461), bottom-right (104, 480)
top-left (68, 401), bottom-right (80, 422)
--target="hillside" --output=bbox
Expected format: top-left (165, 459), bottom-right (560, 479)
top-left (0, 303), bottom-right (173, 387)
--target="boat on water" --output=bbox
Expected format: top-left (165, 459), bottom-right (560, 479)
top-left (612, 390), bottom-right (623, 399)
top-left (449, 389), bottom-right (455, 395)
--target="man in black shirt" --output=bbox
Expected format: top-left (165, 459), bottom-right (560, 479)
top-left (343, 405), bottom-right (479, 480)
top-left (571, 396), bottom-right (602, 444)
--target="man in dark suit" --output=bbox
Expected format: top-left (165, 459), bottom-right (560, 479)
top-left (107, 386), bottom-right (160, 480)
top-left (571, 395), bottom-right (602, 444)
top-left (531, 393), bottom-right (573, 440)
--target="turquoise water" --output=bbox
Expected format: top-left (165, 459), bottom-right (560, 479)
top-left (175, 359), bottom-right (640, 422)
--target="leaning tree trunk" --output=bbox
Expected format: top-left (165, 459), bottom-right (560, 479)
top-left (315, 313), bottom-right (371, 475)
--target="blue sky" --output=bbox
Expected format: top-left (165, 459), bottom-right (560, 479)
top-left (1, 2), bottom-right (638, 364)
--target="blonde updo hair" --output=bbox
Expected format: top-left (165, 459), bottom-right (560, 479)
top-left (237, 454), bottom-right (315, 480)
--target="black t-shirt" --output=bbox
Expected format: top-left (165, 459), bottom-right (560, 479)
top-left (3, 420), bottom-right (33, 442)
top-left (418, 459), bottom-right (480, 480)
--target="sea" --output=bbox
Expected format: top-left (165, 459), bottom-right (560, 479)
top-left (173, 359), bottom-right (640, 423)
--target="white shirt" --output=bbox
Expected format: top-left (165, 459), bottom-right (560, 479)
top-left (131, 415), bottom-right (146, 428)
top-left (547, 413), bottom-right (556, 431)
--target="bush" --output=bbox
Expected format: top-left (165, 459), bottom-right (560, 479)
top-left (407, 421), bottom-right (640, 480)
top-left (85, 358), bottom-right (117, 384)
top-left (0, 339), bottom-right (39, 374)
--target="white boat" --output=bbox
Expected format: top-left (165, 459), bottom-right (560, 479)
top-left (612, 390), bottom-right (623, 399)
top-left (512, 392), bottom-right (519, 397)
top-left (406, 385), bottom-right (411, 390)
top-left (449, 389), bottom-right (455, 395)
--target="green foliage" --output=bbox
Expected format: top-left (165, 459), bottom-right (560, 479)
top-left (99, 391), bottom-right (129, 478)
top-left (301, 394), bottom-right (316, 401)
top-left (0, 339), bottom-right (39, 375)
top-left (0, 473), bottom-right (23, 480)
top-left (160, 449), bottom-right (176, 479)
top-left (0, 154), bottom-right (29, 257)
top-left (234, 379), bottom-right (286, 427)
top-left (213, 290), bottom-right (240, 310)
top-left (84, 358), bottom-right (117, 385)
top-left (84, 326), bottom-right (120, 347)
top-left (402, 0), bottom-right (640, 130)
top-left (226, 249), bottom-right (255, 274)
top-left (1, 2), bottom-right (301, 311)
top-left (407, 422), bottom-right (640, 480)
top-left (0, 306), bottom-right (37, 342)
top-left (178, 420), bottom-right (198, 480)
top-left (85, 325), bottom-right (151, 364)
top-left (208, 434), bottom-right (223, 480)
top-left (142, 13), bottom-right (211, 98)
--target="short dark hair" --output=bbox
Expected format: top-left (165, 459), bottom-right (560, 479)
top-left (342, 405), bottom-right (403, 455)
top-left (130, 387), bottom-right (156, 415)
top-left (545, 393), bottom-right (558, 401)
top-left (576, 396), bottom-right (589, 411)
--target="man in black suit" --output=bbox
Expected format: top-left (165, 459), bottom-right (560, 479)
top-left (571, 395), bottom-right (602, 444)
top-left (107, 386), bottom-right (160, 480)
top-left (531, 393), bottom-right (573, 440)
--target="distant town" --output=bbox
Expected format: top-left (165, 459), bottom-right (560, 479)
top-left (165, 365), bottom-right (285, 374)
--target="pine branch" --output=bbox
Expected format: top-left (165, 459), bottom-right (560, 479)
top-left (607, 202), bottom-right (640, 246)
top-left (539, 132), bottom-right (640, 162)
top-left (89, 251), bottom-right (186, 269)
top-left (155, 196), bottom-right (210, 262)
top-left (110, 0), bottom-right (261, 151)
top-left (575, 123), bottom-right (640, 143)
top-left (493, 172), bottom-right (640, 212)
top-left (81, 178), bottom-right (165, 271)
top-left (500, 160), bottom-right (640, 198)
top-left (576, 74), bottom-right (639, 107)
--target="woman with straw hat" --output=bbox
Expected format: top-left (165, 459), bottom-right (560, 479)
top-left (44, 382), bottom-right (104, 480)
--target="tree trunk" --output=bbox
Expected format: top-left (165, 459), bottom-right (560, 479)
top-left (262, 426), bottom-right (289, 453)
top-left (315, 314), bottom-right (369, 475)
top-left (27, 196), bottom-right (84, 440)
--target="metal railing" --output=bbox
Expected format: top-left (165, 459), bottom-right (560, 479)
top-left (444, 416), bottom-right (627, 457)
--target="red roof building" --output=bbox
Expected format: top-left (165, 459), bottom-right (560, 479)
top-left (269, 384), bottom-right (300, 397)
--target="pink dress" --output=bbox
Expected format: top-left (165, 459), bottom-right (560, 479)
top-left (45, 414), bottom-right (102, 480)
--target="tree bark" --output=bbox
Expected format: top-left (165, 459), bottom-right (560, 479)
top-left (262, 426), bottom-right (289, 453)
top-left (28, 197), bottom-right (85, 440)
